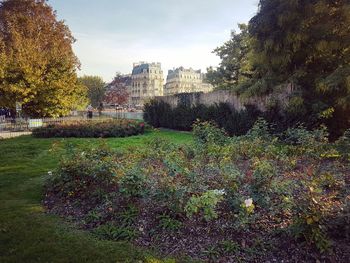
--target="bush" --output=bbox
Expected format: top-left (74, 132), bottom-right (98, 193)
top-left (45, 121), bottom-right (349, 259)
top-left (46, 144), bottom-right (118, 202)
top-left (185, 190), bottom-right (225, 221)
top-left (192, 120), bottom-right (228, 146)
top-left (335, 129), bottom-right (350, 161)
top-left (290, 181), bottom-right (332, 253)
top-left (144, 99), bottom-right (260, 136)
top-left (119, 168), bottom-right (148, 198)
top-left (33, 119), bottom-right (145, 138)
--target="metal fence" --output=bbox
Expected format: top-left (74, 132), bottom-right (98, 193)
top-left (106, 111), bottom-right (144, 120)
top-left (0, 111), bottom-right (144, 139)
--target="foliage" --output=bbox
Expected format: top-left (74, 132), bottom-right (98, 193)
top-left (45, 121), bottom-right (350, 259)
top-left (192, 120), bottom-right (228, 146)
top-left (0, 0), bottom-right (87, 117)
top-left (104, 73), bottom-right (130, 106)
top-left (290, 178), bottom-right (332, 253)
top-left (251, 159), bottom-right (276, 201)
top-left (45, 143), bottom-right (117, 202)
top-left (79, 75), bottom-right (106, 108)
top-left (281, 125), bottom-right (329, 157)
top-left (209, 0), bottom-right (350, 137)
top-left (185, 190), bottom-right (225, 221)
top-left (206, 24), bottom-right (253, 90)
top-left (157, 214), bottom-right (182, 231)
top-left (119, 168), bottom-right (148, 198)
top-left (32, 119), bottom-right (145, 138)
top-left (335, 129), bottom-right (350, 160)
top-left (144, 99), bottom-right (260, 136)
top-left (94, 223), bottom-right (138, 241)
top-left (0, 130), bottom-right (192, 263)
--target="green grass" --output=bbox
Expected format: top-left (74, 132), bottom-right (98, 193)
top-left (0, 130), bottom-right (192, 263)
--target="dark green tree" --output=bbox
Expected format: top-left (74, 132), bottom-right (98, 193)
top-left (211, 0), bottom-right (350, 136)
top-left (247, 0), bottom-right (350, 135)
top-left (206, 24), bottom-right (253, 91)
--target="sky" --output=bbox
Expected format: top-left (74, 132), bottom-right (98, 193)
top-left (49, 0), bottom-right (259, 82)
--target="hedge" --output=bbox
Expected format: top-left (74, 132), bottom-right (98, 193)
top-left (143, 99), bottom-right (303, 136)
top-left (32, 119), bottom-right (145, 138)
top-left (144, 100), bottom-right (262, 136)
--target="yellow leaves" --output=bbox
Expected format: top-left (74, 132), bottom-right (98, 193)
top-left (306, 217), bottom-right (314, 225)
top-left (144, 257), bottom-right (175, 263)
top-left (0, 0), bottom-right (83, 116)
top-left (315, 41), bottom-right (329, 52)
top-left (286, 96), bottom-right (306, 115)
top-left (318, 108), bottom-right (335, 119)
top-left (306, 216), bottom-right (320, 225)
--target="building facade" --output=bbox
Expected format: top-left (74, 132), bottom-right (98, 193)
top-left (164, 67), bottom-right (213, 96)
top-left (130, 62), bottom-right (164, 105)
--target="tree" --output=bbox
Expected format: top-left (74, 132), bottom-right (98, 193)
top-left (211, 0), bottom-right (350, 136)
top-left (247, 0), bottom-right (350, 136)
top-left (206, 24), bottom-right (253, 91)
top-left (0, 0), bottom-right (87, 117)
top-left (79, 75), bottom-right (106, 108)
top-left (104, 74), bottom-right (130, 106)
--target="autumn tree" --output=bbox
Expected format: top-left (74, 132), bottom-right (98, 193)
top-left (79, 75), bottom-right (106, 108)
top-left (0, 0), bottom-right (87, 117)
top-left (104, 74), bottom-right (130, 106)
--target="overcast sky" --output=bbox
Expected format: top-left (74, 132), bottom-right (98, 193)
top-left (49, 0), bottom-right (259, 82)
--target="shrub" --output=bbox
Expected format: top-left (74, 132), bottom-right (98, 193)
top-left (192, 120), bottom-right (228, 146)
top-left (46, 145), bottom-right (118, 202)
top-left (290, 183), bottom-right (332, 253)
top-left (144, 99), bottom-right (261, 136)
top-left (94, 223), bottom-right (138, 241)
top-left (33, 119), bottom-right (145, 138)
top-left (45, 121), bottom-right (349, 259)
top-left (282, 125), bottom-right (329, 158)
top-left (157, 214), bottom-right (182, 231)
top-left (118, 168), bottom-right (148, 198)
top-left (335, 129), bottom-right (350, 161)
top-left (251, 159), bottom-right (277, 204)
top-left (185, 190), bottom-right (225, 221)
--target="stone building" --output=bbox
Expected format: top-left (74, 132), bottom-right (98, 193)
top-left (164, 67), bottom-right (213, 96)
top-left (130, 62), bottom-right (164, 105)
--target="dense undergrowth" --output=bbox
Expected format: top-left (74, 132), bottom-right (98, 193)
top-left (45, 120), bottom-right (350, 262)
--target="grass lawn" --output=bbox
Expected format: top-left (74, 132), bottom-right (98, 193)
top-left (0, 130), bottom-right (193, 263)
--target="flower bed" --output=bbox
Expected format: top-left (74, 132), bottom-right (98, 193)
top-left (44, 120), bottom-right (350, 261)
top-left (32, 119), bottom-right (145, 138)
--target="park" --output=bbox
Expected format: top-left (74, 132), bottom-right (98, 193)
top-left (0, 0), bottom-right (350, 262)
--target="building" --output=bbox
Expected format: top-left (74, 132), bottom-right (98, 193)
top-left (164, 67), bottom-right (214, 96)
top-left (130, 62), bottom-right (164, 105)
